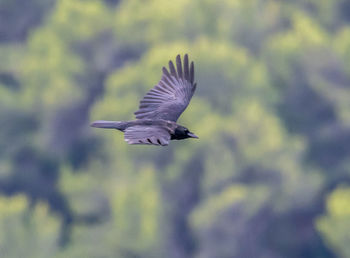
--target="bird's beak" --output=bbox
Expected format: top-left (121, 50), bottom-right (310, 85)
top-left (188, 132), bottom-right (199, 139)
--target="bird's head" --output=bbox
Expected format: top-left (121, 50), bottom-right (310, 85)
top-left (172, 125), bottom-right (199, 140)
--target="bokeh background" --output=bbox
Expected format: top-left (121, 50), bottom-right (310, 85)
top-left (1, 0), bottom-right (350, 257)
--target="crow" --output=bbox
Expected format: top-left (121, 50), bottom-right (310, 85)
top-left (91, 54), bottom-right (198, 146)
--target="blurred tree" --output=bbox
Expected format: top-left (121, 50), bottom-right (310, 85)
top-left (0, 195), bottom-right (61, 258)
top-left (0, 0), bottom-right (56, 42)
top-left (317, 185), bottom-right (350, 258)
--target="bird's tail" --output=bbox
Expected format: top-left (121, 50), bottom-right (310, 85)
top-left (90, 120), bottom-right (127, 131)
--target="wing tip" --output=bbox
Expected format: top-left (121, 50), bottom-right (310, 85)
top-left (176, 54), bottom-right (183, 78)
top-left (168, 60), bottom-right (177, 77)
top-left (176, 53), bottom-right (194, 83)
top-left (190, 61), bottom-right (194, 83)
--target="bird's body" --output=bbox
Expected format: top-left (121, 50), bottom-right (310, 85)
top-left (91, 119), bottom-right (197, 146)
top-left (91, 54), bottom-right (198, 146)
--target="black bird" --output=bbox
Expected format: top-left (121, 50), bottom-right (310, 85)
top-left (91, 54), bottom-right (198, 146)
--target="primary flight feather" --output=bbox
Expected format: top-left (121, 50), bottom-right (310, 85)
top-left (91, 54), bottom-right (198, 146)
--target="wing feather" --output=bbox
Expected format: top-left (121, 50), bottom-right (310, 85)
top-left (190, 61), bottom-right (194, 84)
top-left (124, 126), bottom-right (170, 146)
top-left (184, 54), bottom-right (189, 81)
top-left (176, 55), bottom-right (183, 79)
top-left (134, 54), bottom-right (196, 122)
top-left (169, 60), bottom-right (177, 78)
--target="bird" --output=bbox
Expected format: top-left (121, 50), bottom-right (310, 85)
top-left (91, 54), bottom-right (198, 146)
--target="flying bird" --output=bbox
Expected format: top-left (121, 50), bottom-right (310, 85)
top-left (91, 54), bottom-right (198, 146)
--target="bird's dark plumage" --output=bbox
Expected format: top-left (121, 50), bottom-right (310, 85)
top-left (134, 54), bottom-right (196, 122)
top-left (91, 54), bottom-right (198, 146)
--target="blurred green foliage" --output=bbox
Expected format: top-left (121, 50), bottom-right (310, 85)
top-left (0, 195), bottom-right (60, 258)
top-left (317, 186), bottom-right (350, 258)
top-left (1, 0), bottom-right (350, 257)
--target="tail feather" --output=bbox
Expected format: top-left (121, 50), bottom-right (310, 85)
top-left (90, 120), bottom-right (127, 131)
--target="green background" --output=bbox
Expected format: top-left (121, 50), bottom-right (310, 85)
top-left (1, 0), bottom-right (350, 257)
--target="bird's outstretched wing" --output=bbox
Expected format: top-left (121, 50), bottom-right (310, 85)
top-left (134, 54), bottom-right (196, 122)
top-left (124, 126), bottom-right (171, 146)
